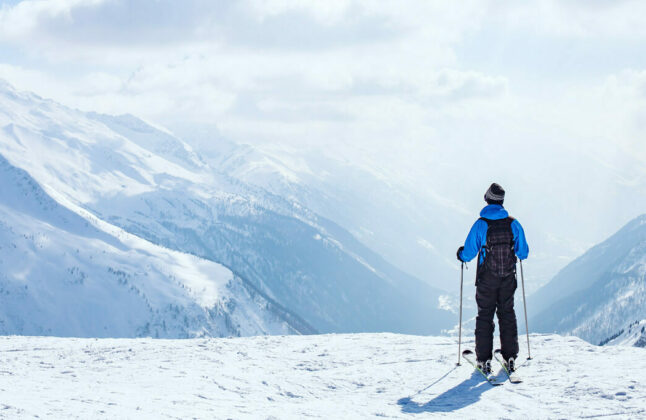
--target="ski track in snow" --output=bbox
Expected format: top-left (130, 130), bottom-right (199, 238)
top-left (0, 334), bottom-right (644, 419)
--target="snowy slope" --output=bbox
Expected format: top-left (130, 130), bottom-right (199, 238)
top-left (530, 214), bottom-right (646, 345)
top-left (0, 333), bottom-right (644, 419)
top-left (602, 319), bottom-right (646, 347)
top-left (0, 152), bottom-right (308, 337)
top-left (0, 80), bottom-right (453, 335)
top-left (86, 112), bottom-right (207, 171)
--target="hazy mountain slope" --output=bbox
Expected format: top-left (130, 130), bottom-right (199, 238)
top-left (174, 125), bottom-right (646, 297)
top-left (96, 189), bottom-right (454, 334)
top-left (0, 153), bottom-right (306, 337)
top-left (530, 214), bottom-right (646, 344)
top-left (191, 140), bottom-right (463, 292)
top-left (0, 80), bottom-right (453, 335)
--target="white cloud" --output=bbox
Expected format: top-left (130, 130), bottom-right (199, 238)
top-left (0, 0), bottom-right (642, 145)
top-left (0, 0), bottom-right (105, 40)
top-left (0, 63), bottom-right (63, 99)
top-left (0, 0), bottom-right (510, 126)
top-left (605, 69), bottom-right (646, 99)
top-left (480, 0), bottom-right (646, 40)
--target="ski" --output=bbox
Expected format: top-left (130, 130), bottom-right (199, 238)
top-left (493, 349), bottom-right (522, 383)
top-left (461, 350), bottom-right (503, 385)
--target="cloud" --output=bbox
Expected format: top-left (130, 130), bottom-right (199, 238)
top-left (0, 0), bottom-right (642, 152)
top-left (481, 0), bottom-right (646, 40)
top-left (0, 0), bottom-right (402, 51)
top-left (0, 0), bottom-right (103, 39)
top-left (0, 0), bottom-right (509, 127)
top-left (0, 63), bottom-right (63, 98)
top-left (605, 69), bottom-right (646, 99)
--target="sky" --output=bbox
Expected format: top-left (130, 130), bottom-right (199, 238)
top-left (1, 0), bottom-right (644, 151)
top-left (1, 0), bottom-right (645, 286)
top-left (1, 1), bottom-right (644, 138)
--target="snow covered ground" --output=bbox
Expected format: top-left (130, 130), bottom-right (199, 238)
top-left (0, 333), bottom-right (644, 419)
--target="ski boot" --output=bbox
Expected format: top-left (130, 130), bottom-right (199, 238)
top-left (504, 357), bottom-right (516, 373)
top-left (476, 359), bottom-right (492, 375)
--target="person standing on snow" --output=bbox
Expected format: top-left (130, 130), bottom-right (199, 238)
top-left (457, 183), bottom-right (529, 375)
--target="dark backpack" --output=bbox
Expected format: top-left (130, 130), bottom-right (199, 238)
top-left (478, 217), bottom-right (517, 277)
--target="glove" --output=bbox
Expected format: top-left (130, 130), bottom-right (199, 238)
top-left (456, 246), bottom-right (465, 262)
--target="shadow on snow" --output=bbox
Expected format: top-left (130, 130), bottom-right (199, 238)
top-left (397, 370), bottom-right (496, 414)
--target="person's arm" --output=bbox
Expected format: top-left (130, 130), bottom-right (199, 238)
top-left (511, 219), bottom-right (529, 260)
top-left (459, 219), bottom-right (487, 262)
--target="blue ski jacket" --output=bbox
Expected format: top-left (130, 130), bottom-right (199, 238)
top-left (459, 204), bottom-right (529, 265)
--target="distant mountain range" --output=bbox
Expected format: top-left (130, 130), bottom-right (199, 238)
top-left (5, 79), bottom-right (643, 343)
top-left (0, 80), bottom-right (454, 337)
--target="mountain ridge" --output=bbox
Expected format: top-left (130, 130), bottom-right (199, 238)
top-left (530, 213), bottom-right (646, 344)
top-left (0, 152), bottom-right (308, 337)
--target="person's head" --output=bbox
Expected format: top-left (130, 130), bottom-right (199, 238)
top-left (484, 183), bottom-right (505, 206)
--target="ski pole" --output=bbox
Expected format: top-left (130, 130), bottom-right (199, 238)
top-left (457, 262), bottom-right (464, 366)
top-left (520, 259), bottom-right (531, 360)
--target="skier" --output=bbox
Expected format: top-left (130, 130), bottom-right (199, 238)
top-left (457, 183), bottom-right (529, 376)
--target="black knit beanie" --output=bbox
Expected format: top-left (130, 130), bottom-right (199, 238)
top-left (484, 183), bottom-right (505, 205)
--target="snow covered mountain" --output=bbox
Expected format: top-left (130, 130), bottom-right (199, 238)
top-left (0, 152), bottom-right (307, 337)
top-left (1, 333), bottom-right (644, 418)
top-left (601, 319), bottom-right (646, 347)
top-left (0, 80), bottom-right (453, 335)
top-left (182, 137), bottom-right (465, 293)
top-left (529, 214), bottom-right (646, 345)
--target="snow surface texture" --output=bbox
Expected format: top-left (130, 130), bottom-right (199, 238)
top-left (0, 80), bottom-right (453, 336)
top-left (0, 333), bottom-right (644, 419)
top-left (530, 214), bottom-right (646, 345)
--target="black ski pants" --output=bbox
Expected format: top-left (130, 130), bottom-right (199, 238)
top-left (475, 270), bottom-right (519, 362)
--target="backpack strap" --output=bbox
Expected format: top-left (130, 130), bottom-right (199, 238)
top-left (476, 217), bottom-right (489, 268)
